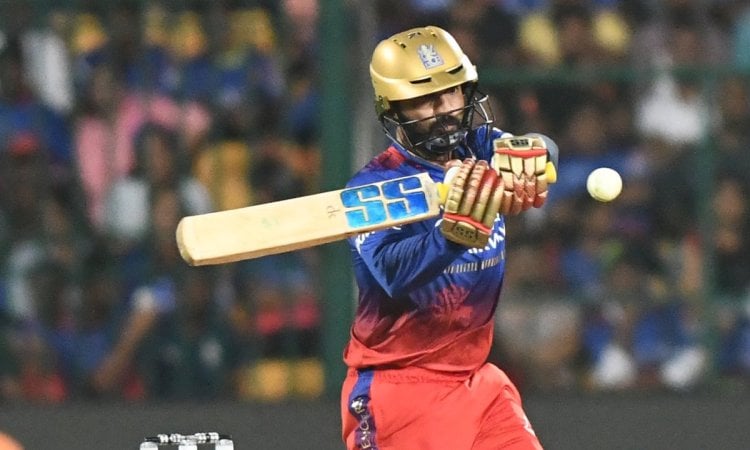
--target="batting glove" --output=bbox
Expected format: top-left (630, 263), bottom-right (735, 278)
top-left (440, 158), bottom-right (504, 248)
top-left (491, 134), bottom-right (557, 215)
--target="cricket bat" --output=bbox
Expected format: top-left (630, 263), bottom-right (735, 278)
top-left (176, 173), bottom-right (446, 266)
top-left (177, 136), bottom-right (558, 267)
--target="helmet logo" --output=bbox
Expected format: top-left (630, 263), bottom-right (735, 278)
top-left (417, 44), bottom-right (444, 69)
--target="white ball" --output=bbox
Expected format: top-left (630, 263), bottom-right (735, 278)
top-left (587, 167), bottom-right (622, 202)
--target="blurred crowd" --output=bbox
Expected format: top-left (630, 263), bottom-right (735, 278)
top-left (0, 0), bottom-right (322, 403)
top-left (0, 0), bottom-right (749, 404)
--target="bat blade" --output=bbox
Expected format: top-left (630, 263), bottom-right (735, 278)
top-left (176, 173), bottom-right (441, 266)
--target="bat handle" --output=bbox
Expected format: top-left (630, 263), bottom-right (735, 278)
top-left (545, 160), bottom-right (557, 184)
top-left (534, 133), bottom-right (559, 183)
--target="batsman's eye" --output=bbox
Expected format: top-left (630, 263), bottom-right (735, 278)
top-left (341, 176), bottom-right (429, 228)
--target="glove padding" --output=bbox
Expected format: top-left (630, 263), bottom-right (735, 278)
top-left (440, 159), bottom-right (503, 248)
top-left (491, 134), bottom-right (551, 215)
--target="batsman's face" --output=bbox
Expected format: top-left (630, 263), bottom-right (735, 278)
top-left (397, 85), bottom-right (466, 136)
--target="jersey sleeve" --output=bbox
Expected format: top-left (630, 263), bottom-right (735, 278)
top-left (470, 126), bottom-right (505, 161)
top-left (351, 222), bottom-right (465, 298)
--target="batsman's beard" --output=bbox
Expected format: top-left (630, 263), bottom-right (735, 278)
top-left (405, 114), bottom-right (467, 157)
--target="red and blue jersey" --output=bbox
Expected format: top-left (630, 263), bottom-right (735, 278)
top-left (343, 126), bottom-right (508, 374)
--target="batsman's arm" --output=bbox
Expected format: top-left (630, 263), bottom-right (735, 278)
top-left (351, 223), bottom-right (466, 297)
top-left (176, 153), bottom-right (558, 267)
top-left (352, 157), bottom-right (559, 295)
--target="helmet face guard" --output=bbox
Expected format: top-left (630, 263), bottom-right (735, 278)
top-left (370, 26), bottom-right (494, 159)
top-left (381, 87), bottom-right (494, 158)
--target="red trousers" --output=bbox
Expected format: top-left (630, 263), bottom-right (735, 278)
top-left (341, 363), bottom-right (543, 449)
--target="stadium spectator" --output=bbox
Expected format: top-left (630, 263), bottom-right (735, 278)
top-left (583, 246), bottom-right (706, 391)
top-left (228, 153), bottom-right (322, 401)
top-left (74, 60), bottom-right (213, 229)
top-left (139, 187), bottom-right (235, 399)
top-left (20, 10), bottom-right (75, 115)
top-left (0, 35), bottom-right (74, 173)
top-left (714, 76), bottom-right (750, 178)
top-left (103, 123), bottom-right (212, 253)
top-left (713, 175), bottom-right (750, 381)
top-left (633, 3), bottom-right (726, 147)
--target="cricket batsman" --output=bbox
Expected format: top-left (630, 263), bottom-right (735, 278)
top-left (340, 26), bottom-right (558, 449)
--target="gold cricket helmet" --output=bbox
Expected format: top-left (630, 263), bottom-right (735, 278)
top-left (370, 26), bottom-right (478, 117)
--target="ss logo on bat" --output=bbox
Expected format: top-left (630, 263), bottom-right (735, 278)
top-left (340, 176), bottom-right (429, 228)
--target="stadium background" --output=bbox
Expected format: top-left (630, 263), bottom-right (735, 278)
top-left (0, 0), bottom-right (749, 448)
